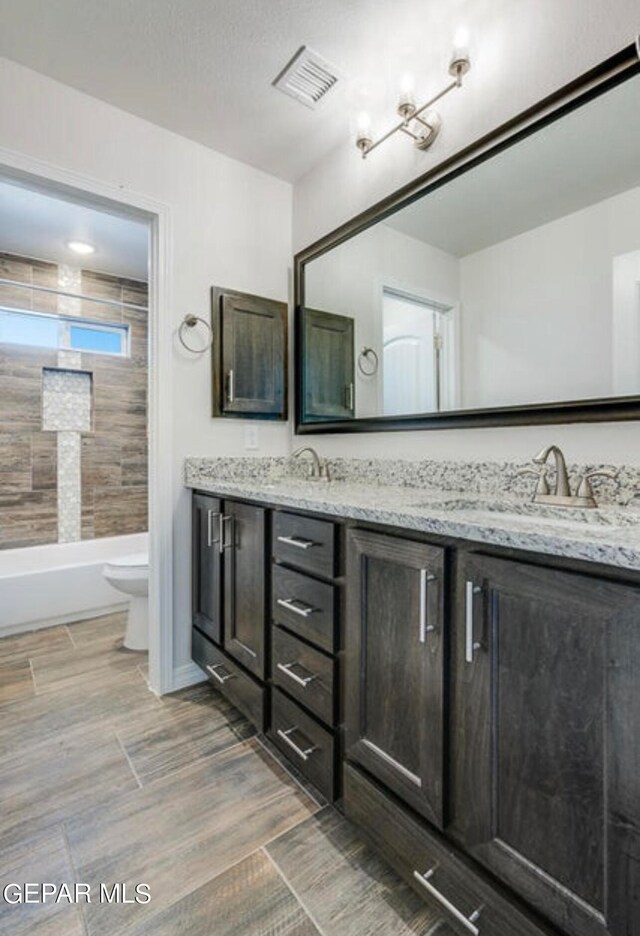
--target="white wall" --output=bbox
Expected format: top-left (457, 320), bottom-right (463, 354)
top-left (0, 56), bottom-right (292, 673)
top-left (292, 0), bottom-right (640, 464)
top-left (305, 223), bottom-right (458, 416)
top-left (459, 186), bottom-right (640, 408)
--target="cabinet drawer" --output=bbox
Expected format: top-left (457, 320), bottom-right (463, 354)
top-left (270, 688), bottom-right (336, 801)
top-left (272, 564), bottom-right (336, 653)
top-left (272, 627), bottom-right (335, 726)
top-left (273, 511), bottom-right (337, 579)
top-left (344, 765), bottom-right (554, 936)
top-left (192, 627), bottom-right (265, 732)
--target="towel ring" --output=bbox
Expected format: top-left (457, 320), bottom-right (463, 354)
top-left (179, 314), bottom-right (213, 353)
top-left (358, 346), bottom-right (379, 376)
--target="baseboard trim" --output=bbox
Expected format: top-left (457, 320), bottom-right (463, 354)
top-left (170, 661), bottom-right (207, 693)
top-left (0, 603), bottom-right (128, 639)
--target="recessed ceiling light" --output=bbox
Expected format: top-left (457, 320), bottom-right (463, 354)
top-left (67, 240), bottom-right (95, 255)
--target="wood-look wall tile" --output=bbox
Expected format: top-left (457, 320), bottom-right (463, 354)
top-left (0, 490), bottom-right (58, 548)
top-left (81, 270), bottom-right (123, 302)
top-left (266, 807), bottom-right (445, 936)
top-left (0, 252), bottom-right (33, 283)
top-left (0, 828), bottom-right (84, 936)
top-left (66, 740), bottom-right (318, 936)
top-left (32, 432), bottom-right (57, 490)
top-left (126, 850), bottom-right (319, 936)
top-left (93, 487), bottom-right (147, 538)
top-left (0, 432), bottom-right (32, 491)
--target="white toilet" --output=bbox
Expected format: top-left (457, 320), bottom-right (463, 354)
top-left (102, 553), bottom-right (149, 651)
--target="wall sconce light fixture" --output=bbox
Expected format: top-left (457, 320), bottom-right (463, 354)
top-left (355, 29), bottom-right (471, 158)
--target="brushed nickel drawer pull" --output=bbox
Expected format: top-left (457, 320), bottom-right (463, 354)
top-left (277, 661), bottom-right (318, 688)
top-left (206, 663), bottom-right (236, 685)
top-left (277, 535), bottom-right (315, 550)
top-left (219, 514), bottom-right (233, 554)
top-left (419, 570), bottom-right (437, 644)
top-left (276, 726), bottom-right (317, 761)
top-left (413, 868), bottom-right (482, 935)
top-left (206, 509), bottom-right (221, 548)
top-left (465, 580), bottom-right (483, 663)
top-left (276, 597), bottom-right (316, 618)
top-left (227, 369), bottom-right (235, 403)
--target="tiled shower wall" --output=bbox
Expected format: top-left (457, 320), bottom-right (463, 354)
top-left (0, 252), bottom-right (148, 549)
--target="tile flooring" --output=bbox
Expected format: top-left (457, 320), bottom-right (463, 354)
top-left (0, 612), bottom-right (452, 935)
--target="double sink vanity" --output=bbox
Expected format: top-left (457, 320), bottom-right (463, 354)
top-left (186, 451), bottom-right (640, 936)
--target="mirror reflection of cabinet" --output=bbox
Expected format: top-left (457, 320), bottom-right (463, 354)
top-left (294, 43), bottom-right (640, 433)
top-left (300, 307), bottom-right (355, 421)
top-left (212, 287), bottom-right (287, 420)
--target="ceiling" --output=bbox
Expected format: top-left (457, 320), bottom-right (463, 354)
top-left (384, 73), bottom-right (640, 256)
top-left (0, 0), bottom-right (473, 182)
top-left (0, 181), bottom-right (149, 279)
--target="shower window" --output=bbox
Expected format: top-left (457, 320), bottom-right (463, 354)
top-left (0, 307), bottom-right (130, 357)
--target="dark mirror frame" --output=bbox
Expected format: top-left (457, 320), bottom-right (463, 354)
top-left (294, 41), bottom-right (640, 435)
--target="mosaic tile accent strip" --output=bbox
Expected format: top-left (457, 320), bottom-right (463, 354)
top-left (57, 265), bottom-right (82, 318)
top-left (42, 368), bottom-right (92, 433)
top-left (57, 431), bottom-right (81, 543)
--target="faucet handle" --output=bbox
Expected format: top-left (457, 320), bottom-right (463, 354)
top-left (576, 467), bottom-right (619, 500)
top-left (517, 465), bottom-right (550, 497)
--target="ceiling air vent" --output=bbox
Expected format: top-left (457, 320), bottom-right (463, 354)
top-left (273, 46), bottom-right (342, 109)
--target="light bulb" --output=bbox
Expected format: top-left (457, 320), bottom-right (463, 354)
top-left (453, 27), bottom-right (470, 54)
top-left (449, 27), bottom-right (471, 81)
top-left (397, 74), bottom-right (416, 121)
top-left (356, 111), bottom-right (371, 134)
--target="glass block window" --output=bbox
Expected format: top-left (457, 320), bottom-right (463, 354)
top-left (0, 307), bottom-right (129, 357)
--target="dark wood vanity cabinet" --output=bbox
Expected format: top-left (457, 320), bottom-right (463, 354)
top-left (452, 553), bottom-right (640, 936)
top-left (192, 496), bottom-right (268, 730)
top-left (212, 287), bottom-right (287, 420)
top-left (345, 529), bottom-right (446, 828)
top-left (222, 500), bottom-right (267, 679)
top-left (192, 492), bottom-right (223, 644)
top-left (300, 308), bottom-right (355, 421)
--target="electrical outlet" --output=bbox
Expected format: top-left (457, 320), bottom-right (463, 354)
top-left (244, 425), bottom-right (259, 451)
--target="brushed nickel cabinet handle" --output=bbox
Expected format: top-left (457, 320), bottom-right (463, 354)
top-left (346, 382), bottom-right (354, 411)
top-left (277, 661), bottom-right (318, 688)
top-left (226, 369), bottom-right (235, 403)
top-left (207, 509), bottom-right (221, 548)
top-left (419, 570), bottom-right (437, 644)
top-left (276, 534), bottom-right (315, 550)
top-left (413, 868), bottom-right (482, 935)
top-left (219, 514), bottom-right (233, 554)
top-left (276, 597), bottom-right (316, 618)
top-left (465, 580), bottom-right (483, 663)
top-left (206, 663), bottom-right (236, 685)
top-left (276, 726), bottom-right (317, 761)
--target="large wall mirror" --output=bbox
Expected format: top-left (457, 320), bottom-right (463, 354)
top-left (295, 44), bottom-right (640, 432)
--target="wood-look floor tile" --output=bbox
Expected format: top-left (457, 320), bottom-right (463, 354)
top-left (66, 739), bottom-right (318, 936)
top-left (117, 683), bottom-right (254, 785)
top-left (0, 625), bottom-right (72, 665)
top-left (266, 807), bottom-right (445, 935)
top-left (0, 725), bottom-right (139, 849)
top-left (67, 612), bottom-right (127, 647)
top-left (0, 659), bottom-right (35, 704)
top-left (0, 828), bottom-right (84, 935)
top-left (127, 849), bottom-right (319, 936)
top-left (30, 637), bottom-right (142, 694)
top-left (0, 670), bottom-right (161, 751)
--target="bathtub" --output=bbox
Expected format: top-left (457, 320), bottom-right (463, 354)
top-left (0, 533), bottom-right (148, 636)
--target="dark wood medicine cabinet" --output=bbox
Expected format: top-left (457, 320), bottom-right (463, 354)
top-left (211, 286), bottom-right (288, 420)
top-left (293, 41), bottom-right (640, 434)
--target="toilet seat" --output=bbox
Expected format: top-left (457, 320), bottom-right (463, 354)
top-left (104, 552), bottom-right (148, 570)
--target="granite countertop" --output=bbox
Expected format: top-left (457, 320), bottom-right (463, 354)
top-left (184, 457), bottom-right (640, 571)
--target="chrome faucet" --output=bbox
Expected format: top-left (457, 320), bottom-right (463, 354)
top-left (519, 444), bottom-right (618, 508)
top-left (291, 446), bottom-right (331, 482)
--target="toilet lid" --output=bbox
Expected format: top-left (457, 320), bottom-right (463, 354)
top-left (106, 552), bottom-right (148, 569)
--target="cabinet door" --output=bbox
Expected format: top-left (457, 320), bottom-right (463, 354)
top-left (214, 288), bottom-right (287, 419)
top-left (453, 553), bottom-right (640, 936)
top-left (192, 492), bottom-right (223, 644)
top-left (345, 529), bottom-right (446, 828)
top-left (301, 308), bottom-right (355, 420)
top-left (223, 501), bottom-right (267, 679)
